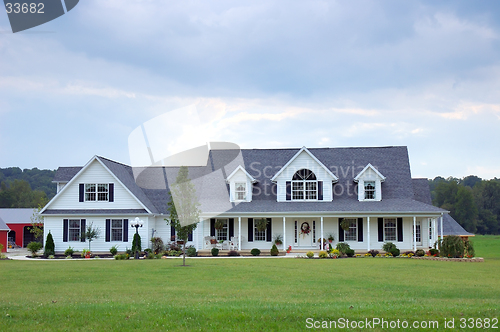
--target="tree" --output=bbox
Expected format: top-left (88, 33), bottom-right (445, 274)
top-left (166, 166), bottom-right (201, 266)
top-left (132, 233), bottom-right (141, 258)
top-left (461, 175), bottom-right (482, 188)
top-left (82, 222), bottom-right (100, 252)
top-left (29, 206), bottom-right (44, 242)
top-left (454, 186), bottom-right (478, 233)
top-left (44, 231), bottom-right (55, 257)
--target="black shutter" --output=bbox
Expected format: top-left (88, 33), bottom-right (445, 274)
top-left (318, 181), bottom-right (323, 200)
top-left (105, 219), bottom-right (111, 242)
top-left (338, 218), bottom-right (344, 242)
top-left (229, 218), bottom-right (234, 238)
top-left (210, 219), bottom-right (215, 237)
top-left (286, 181), bottom-right (291, 200)
top-left (79, 184), bottom-right (84, 202)
top-left (248, 218), bottom-right (253, 242)
top-left (358, 218), bottom-right (363, 242)
top-left (378, 218), bottom-right (384, 242)
top-left (397, 218), bottom-right (403, 242)
top-left (63, 219), bottom-right (68, 242)
top-left (80, 219), bottom-right (86, 242)
top-left (171, 225), bottom-right (176, 241)
top-left (266, 218), bottom-right (272, 242)
top-left (188, 231), bottom-right (193, 242)
top-left (123, 219), bottom-right (128, 242)
top-left (109, 183), bottom-right (114, 202)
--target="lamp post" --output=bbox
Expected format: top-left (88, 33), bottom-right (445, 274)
top-left (131, 217), bottom-right (144, 259)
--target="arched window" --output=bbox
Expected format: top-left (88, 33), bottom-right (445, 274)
top-left (292, 169), bottom-right (317, 200)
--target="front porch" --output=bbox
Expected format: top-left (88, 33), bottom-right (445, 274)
top-left (194, 214), bottom-right (445, 252)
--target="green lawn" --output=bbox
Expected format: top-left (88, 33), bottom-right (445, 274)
top-left (1, 236), bottom-right (499, 331)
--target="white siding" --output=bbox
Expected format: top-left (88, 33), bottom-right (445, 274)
top-left (228, 169), bottom-right (252, 202)
top-left (44, 215), bottom-right (150, 254)
top-left (49, 160), bottom-right (144, 210)
top-left (274, 151), bottom-right (334, 202)
top-left (357, 167), bottom-right (383, 201)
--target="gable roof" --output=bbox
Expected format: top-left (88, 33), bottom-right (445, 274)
top-left (0, 208), bottom-right (34, 224)
top-left (438, 213), bottom-right (474, 236)
top-left (412, 178), bottom-right (432, 205)
top-left (49, 146), bottom-right (445, 215)
top-left (226, 165), bottom-right (257, 183)
top-left (354, 163), bottom-right (386, 182)
top-left (41, 156), bottom-right (156, 215)
top-left (52, 167), bottom-right (82, 182)
top-left (270, 146), bottom-right (338, 182)
top-left (0, 217), bottom-right (10, 231)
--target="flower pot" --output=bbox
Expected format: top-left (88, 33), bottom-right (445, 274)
top-left (85, 253), bottom-right (91, 259)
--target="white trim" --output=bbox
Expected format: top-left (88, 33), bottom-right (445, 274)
top-left (354, 163), bottom-right (386, 182)
top-left (226, 165), bottom-right (257, 183)
top-left (270, 146), bottom-right (338, 182)
top-left (40, 156), bottom-right (153, 214)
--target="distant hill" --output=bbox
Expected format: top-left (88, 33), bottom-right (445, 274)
top-left (0, 167), bottom-right (56, 199)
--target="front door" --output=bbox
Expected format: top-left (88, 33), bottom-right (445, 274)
top-left (297, 218), bottom-right (315, 247)
top-left (414, 221), bottom-right (422, 246)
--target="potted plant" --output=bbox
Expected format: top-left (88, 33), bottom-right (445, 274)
top-left (255, 218), bottom-right (268, 232)
top-left (317, 238), bottom-right (327, 249)
top-left (286, 245), bottom-right (292, 254)
top-left (214, 219), bottom-right (225, 230)
top-left (327, 234), bottom-right (334, 243)
top-left (273, 234), bottom-right (283, 246)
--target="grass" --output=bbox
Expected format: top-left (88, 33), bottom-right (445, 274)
top-left (1, 236), bottom-right (499, 331)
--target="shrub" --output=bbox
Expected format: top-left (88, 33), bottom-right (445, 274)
top-left (429, 248), bottom-right (439, 256)
top-left (440, 235), bottom-right (470, 258)
top-left (250, 248), bottom-right (261, 256)
top-left (27, 242), bottom-right (43, 257)
top-left (187, 246), bottom-right (197, 257)
top-left (390, 248), bottom-right (400, 257)
top-left (64, 246), bottom-right (75, 257)
top-left (211, 247), bottom-right (219, 256)
top-left (382, 242), bottom-right (397, 253)
top-left (318, 251), bottom-right (328, 258)
top-left (345, 249), bottom-right (355, 257)
top-left (132, 233), bottom-right (142, 253)
top-left (114, 253), bottom-right (128, 260)
top-left (150, 237), bottom-right (164, 254)
top-left (109, 245), bottom-right (118, 256)
top-left (415, 249), bottom-right (425, 257)
top-left (228, 250), bottom-right (239, 256)
top-left (44, 232), bottom-right (55, 257)
top-left (306, 251), bottom-right (314, 258)
top-left (168, 242), bottom-right (181, 251)
top-left (48, 255), bottom-right (55, 259)
top-left (368, 249), bottom-right (379, 257)
top-left (329, 248), bottom-right (340, 258)
top-left (464, 238), bottom-right (475, 258)
top-left (65, 255), bottom-right (72, 259)
top-left (146, 252), bottom-right (155, 259)
top-left (270, 244), bottom-right (279, 256)
top-left (336, 242), bottom-right (351, 255)
top-left (126, 248), bottom-right (133, 257)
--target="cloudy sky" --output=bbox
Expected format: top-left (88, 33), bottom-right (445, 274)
top-left (1, 0), bottom-right (499, 179)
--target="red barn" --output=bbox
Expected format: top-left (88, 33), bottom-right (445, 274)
top-left (0, 208), bottom-right (41, 248)
top-left (0, 217), bottom-right (9, 252)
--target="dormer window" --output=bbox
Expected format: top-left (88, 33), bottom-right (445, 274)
top-left (85, 183), bottom-right (109, 201)
top-left (235, 183), bottom-right (246, 201)
top-left (364, 181), bottom-right (375, 200)
top-left (292, 169), bottom-right (317, 200)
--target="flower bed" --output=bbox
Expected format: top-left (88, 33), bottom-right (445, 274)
top-left (412, 256), bottom-right (484, 262)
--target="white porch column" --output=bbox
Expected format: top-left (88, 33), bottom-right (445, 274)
top-left (433, 218), bottom-right (437, 246)
top-left (199, 218), bottom-right (204, 250)
top-left (440, 214), bottom-right (444, 241)
top-left (413, 216), bottom-right (417, 251)
top-left (283, 217), bottom-right (286, 250)
top-left (367, 216), bottom-right (371, 251)
top-left (320, 217), bottom-right (324, 250)
top-left (238, 217), bottom-right (242, 251)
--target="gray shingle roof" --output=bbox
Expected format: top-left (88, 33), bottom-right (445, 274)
top-left (52, 147), bottom-right (445, 215)
top-left (0, 217), bottom-right (10, 231)
top-left (412, 178), bottom-right (432, 205)
top-left (438, 213), bottom-right (474, 236)
top-left (0, 208), bottom-right (34, 224)
top-left (53, 167), bottom-right (82, 182)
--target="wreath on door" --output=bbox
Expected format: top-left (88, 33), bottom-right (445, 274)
top-left (300, 222), bottom-right (311, 235)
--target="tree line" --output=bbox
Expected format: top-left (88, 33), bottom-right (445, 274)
top-left (429, 175), bottom-right (500, 235)
top-left (0, 167), bottom-right (56, 208)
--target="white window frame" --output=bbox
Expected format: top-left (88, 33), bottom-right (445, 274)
top-left (254, 225), bottom-right (266, 242)
top-left (415, 221), bottom-right (421, 243)
top-left (235, 182), bottom-right (246, 201)
top-left (111, 219), bottom-right (123, 242)
top-left (344, 218), bottom-right (357, 241)
top-left (364, 181), bottom-right (376, 200)
top-left (384, 218), bottom-right (397, 242)
top-left (292, 181), bottom-right (318, 201)
top-left (216, 219), bottom-right (228, 241)
top-left (68, 219), bottom-right (81, 242)
top-left (85, 183), bottom-right (109, 202)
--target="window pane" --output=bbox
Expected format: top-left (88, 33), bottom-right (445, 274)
top-left (345, 218), bottom-right (357, 241)
top-left (69, 219), bottom-right (80, 242)
top-left (384, 218), bottom-right (396, 241)
top-left (364, 181), bottom-right (375, 199)
top-left (216, 219), bottom-right (228, 241)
